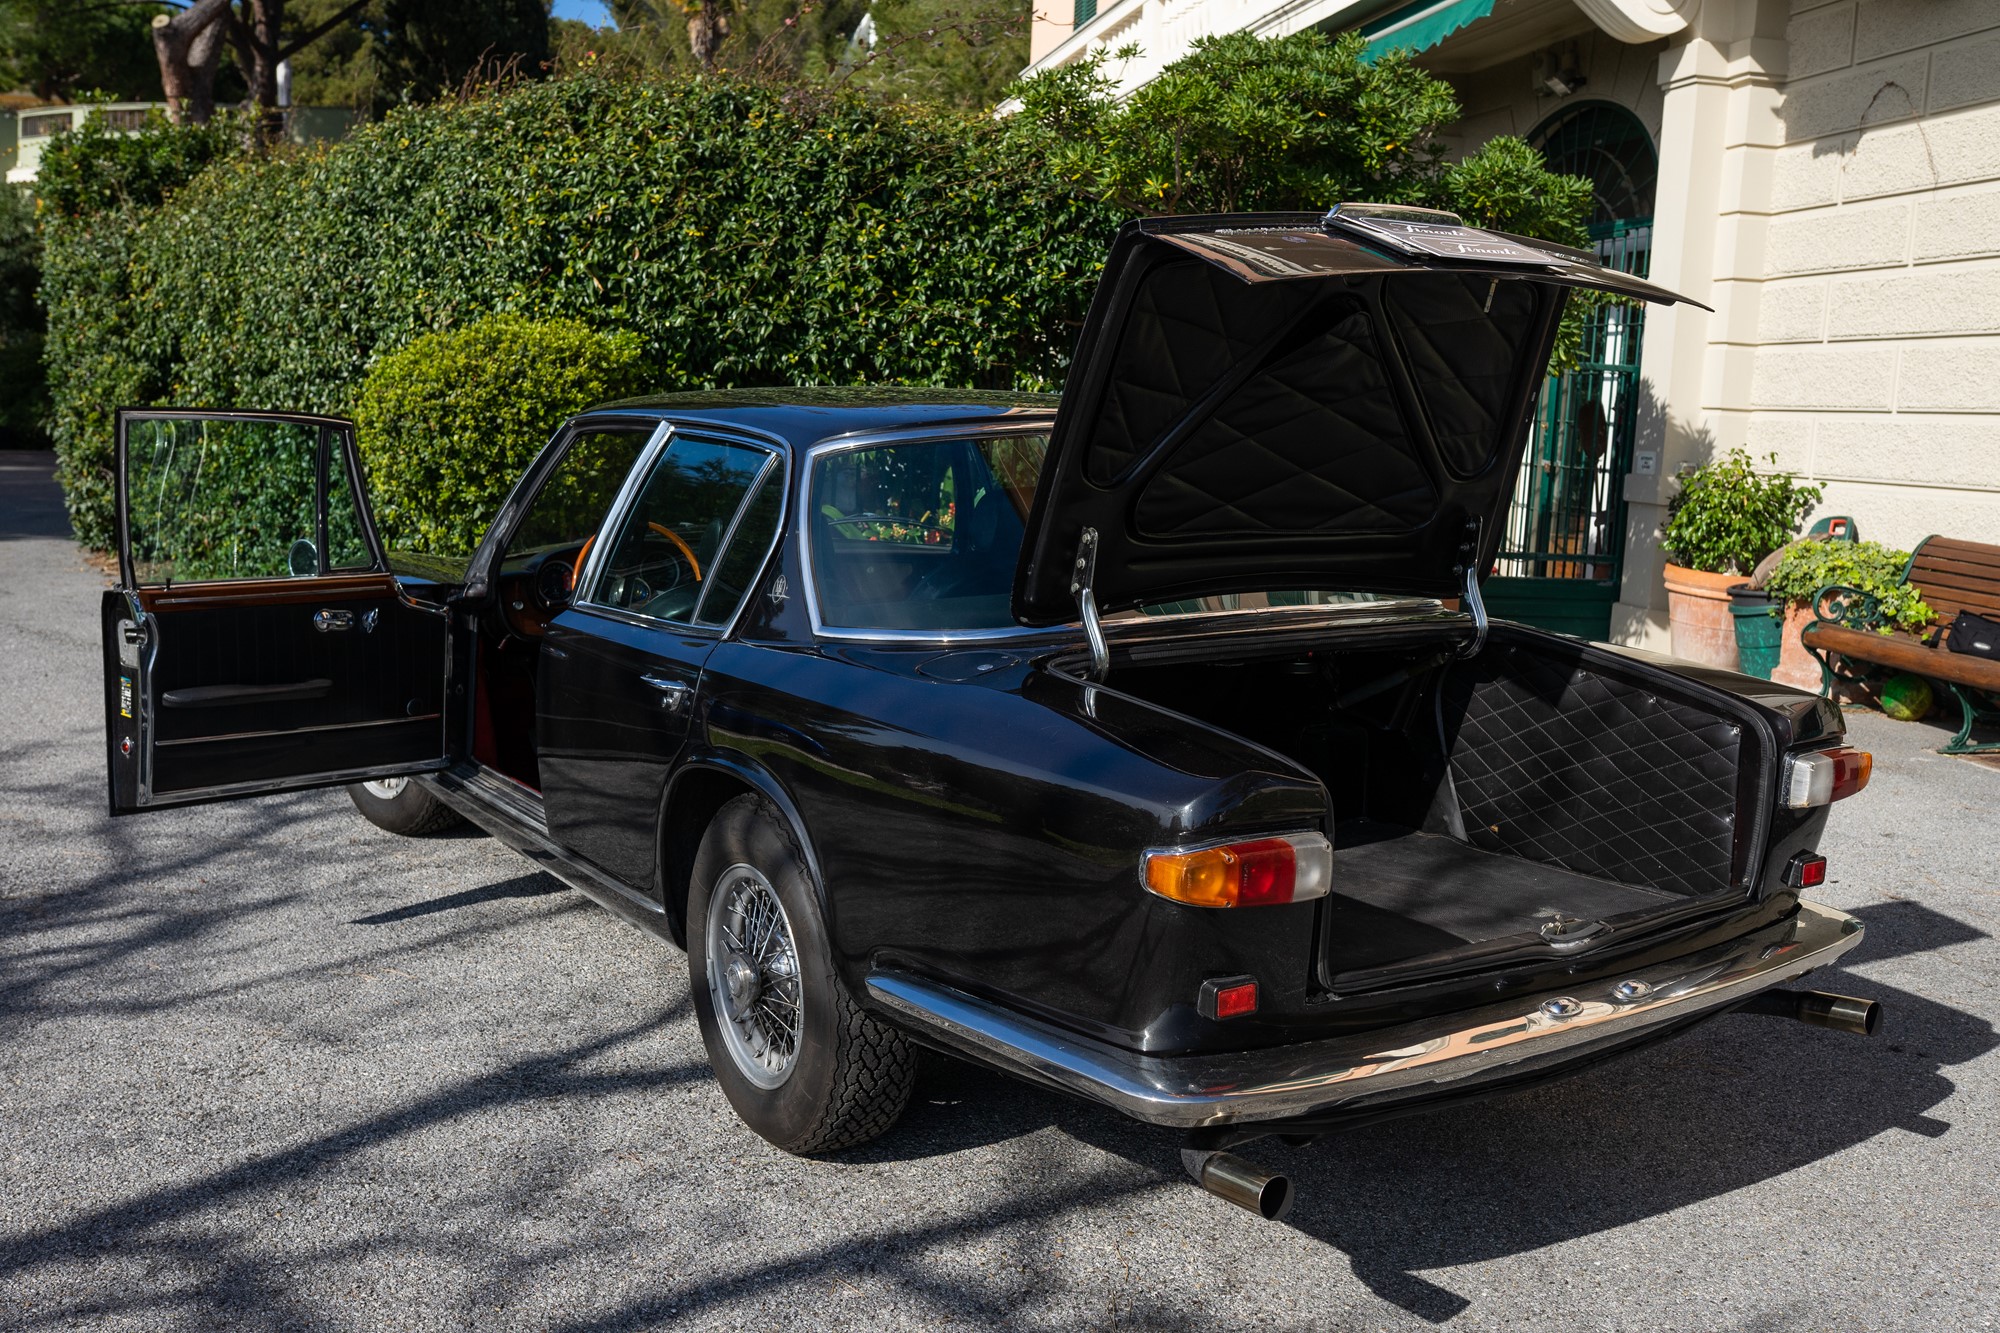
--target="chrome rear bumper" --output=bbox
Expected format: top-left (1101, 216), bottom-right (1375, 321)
top-left (866, 899), bottom-right (1863, 1129)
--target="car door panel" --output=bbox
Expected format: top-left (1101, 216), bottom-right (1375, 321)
top-left (103, 410), bottom-right (451, 814)
top-left (535, 430), bottom-right (783, 886)
top-left (538, 612), bottom-right (711, 889)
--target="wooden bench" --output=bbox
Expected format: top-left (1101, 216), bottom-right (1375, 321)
top-left (1801, 535), bottom-right (2000, 756)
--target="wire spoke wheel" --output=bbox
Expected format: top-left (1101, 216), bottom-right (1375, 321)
top-left (705, 863), bottom-right (804, 1090)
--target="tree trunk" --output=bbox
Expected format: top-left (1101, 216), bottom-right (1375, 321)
top-left (233, 0), bottom-right (287, 137)
top-left (152, 0), bottom-right (236, 124)
top-left (687, 3), bottom-right (727, 69)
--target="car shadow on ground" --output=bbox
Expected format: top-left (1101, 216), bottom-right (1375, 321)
top-left (846, 897), bottom-right (1995, 1324)
top-left (348, 869), bottom-right (566, 925)
top-left (6, 730), bottom-right (1992, 1328)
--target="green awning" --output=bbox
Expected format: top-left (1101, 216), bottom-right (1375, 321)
top-left (1358, 0), bottom-right (1495, 61)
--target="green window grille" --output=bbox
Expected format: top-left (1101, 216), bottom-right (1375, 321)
top-left (1493, 104), bottom-right (1659, 594)
top-left (1074, 0), bottom-right (1096, 26)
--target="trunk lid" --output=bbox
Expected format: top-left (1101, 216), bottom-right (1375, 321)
top-left (1012, 206), bottom-right (1701, 625)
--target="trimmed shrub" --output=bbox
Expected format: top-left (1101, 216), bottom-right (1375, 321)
top-left (37, 109), bottom-right (244, 518)
top-left (1764, 539), bottom-right (1935, 634)
top-left (1016, 33), bottom-right (1591, 242)
top-left (41, 46), bottom-right (1593, 556)
top-left (355, 315), bottom-right (648, 555)
top-left (0, 184), bottom-right (46, 448)
top-left (41, 71), bottom-right (1124, 551)
top-left (1662, 449), bottom-right (1823, 577)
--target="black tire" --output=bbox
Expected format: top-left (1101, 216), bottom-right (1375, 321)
top-left (347, 777), bottom-right (465, 837)
top-left (687, 794), bottom-right (916, 1154)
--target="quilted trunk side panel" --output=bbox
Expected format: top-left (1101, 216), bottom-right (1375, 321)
top-left (1441, 646), bottom-right (1741, 899)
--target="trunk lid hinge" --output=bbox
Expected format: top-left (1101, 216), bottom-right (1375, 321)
top-left (1071, 527), bottom-right (1110, 683)
top-left (1456, 517), bottom-right (1489, 659)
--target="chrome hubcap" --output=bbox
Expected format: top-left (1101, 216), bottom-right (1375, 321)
top-left (705, 864), bottom-right (803, 1089)
top-left (362, 777), bottom-right (408, 800)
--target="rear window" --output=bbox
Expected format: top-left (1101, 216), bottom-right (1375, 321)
top-left (809, 435), bottom-right (1043, 631)
top-left (807, 434), bottom-right (1401, 632)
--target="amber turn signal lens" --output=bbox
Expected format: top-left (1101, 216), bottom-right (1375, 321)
top-left (1142, 833), bottom-right (1332, 908)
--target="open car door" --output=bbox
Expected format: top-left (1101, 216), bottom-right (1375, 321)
top-left (102, 409), bottom-right (450, 814)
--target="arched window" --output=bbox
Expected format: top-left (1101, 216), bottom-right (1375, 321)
top-left (1528, 101), bottom-right (1658, 231)
top-left (1483, 101), bottom-right (1663, 637)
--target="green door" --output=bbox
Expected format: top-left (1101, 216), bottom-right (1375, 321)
top-left (1484, 104), bottom-right (1659, 642)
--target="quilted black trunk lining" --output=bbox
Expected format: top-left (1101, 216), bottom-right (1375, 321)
top-left (1322, 820), bottom-right (1680, 981)
top-left (1440, 645), bottom-right (1741, 901)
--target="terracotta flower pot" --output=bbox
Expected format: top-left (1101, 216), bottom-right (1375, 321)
top-left (1663, 563), bottom-right (1744, 671)
top-left (1772, 603), bottom-right (1823, 691)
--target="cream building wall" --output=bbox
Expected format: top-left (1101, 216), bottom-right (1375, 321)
top-left (1610, 0), bottom-right (2000, 648)
top-left (1744, 0), bottom-right (2000, 554)
top-left (1022, 0), bottom-right (2000, 650)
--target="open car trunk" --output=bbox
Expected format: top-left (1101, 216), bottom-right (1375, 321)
top-left (1104, 626), bottom-right (1770, 991)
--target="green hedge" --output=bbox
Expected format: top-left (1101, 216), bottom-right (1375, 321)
top-left (41, 72), bottom-right (1122, 550)
top-left (356, 315), bottom-right (648, 555)
top-left (40, 42), bottom-right (1592, 555)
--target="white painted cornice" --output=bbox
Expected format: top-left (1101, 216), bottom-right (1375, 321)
top-left (1569, 0), bottom-right (1694, 43)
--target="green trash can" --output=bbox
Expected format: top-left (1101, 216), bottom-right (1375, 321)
top-left (1728, 585), bottom-right (1784, 680)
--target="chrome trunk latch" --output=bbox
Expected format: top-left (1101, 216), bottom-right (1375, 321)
top-left (1071, 527), bottom-right (1110, 683)
top-left (1540, 914), bottom-right (1608, 950)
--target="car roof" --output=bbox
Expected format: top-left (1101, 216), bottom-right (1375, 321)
top-left (584, 387), bottom-right (1058, 449)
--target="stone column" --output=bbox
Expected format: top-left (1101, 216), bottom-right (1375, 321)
top-left (1607, 0), bottom-right (1788, 649)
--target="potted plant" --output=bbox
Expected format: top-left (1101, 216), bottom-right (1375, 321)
top-left (1762, 539), bottom-right (1937, 690)
top-left (1659, 450), bottom-right (1821, 670)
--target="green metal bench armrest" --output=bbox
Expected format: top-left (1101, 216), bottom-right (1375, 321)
top-left (1810, 583), bottom-right (1884, 631)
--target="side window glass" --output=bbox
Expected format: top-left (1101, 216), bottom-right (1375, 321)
top-left (509, 429), bottom-right (650, 557)
top-left (587, 436), bottom-right (771, 625)
top-left (817, 447), bottom-right (956, 550)
top-left (808, 435), bottom-right (1044, 632)
top-left (694, 462), bottom-right (784, 627)
top-left (125, 416), bottom-right (318, 584)
top-left (326, 445), bottom-right (375, 572)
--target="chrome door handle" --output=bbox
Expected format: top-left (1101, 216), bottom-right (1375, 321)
top-left (640, 673), bottom-right (691, 711)
top-left (313, 609), bottom-right (355, 633)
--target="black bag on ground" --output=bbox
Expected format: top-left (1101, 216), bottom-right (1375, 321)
top-left (1946, 610), bottom-right (2000, 661)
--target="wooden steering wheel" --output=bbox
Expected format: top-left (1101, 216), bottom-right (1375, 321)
top-left (576, 523), bottom-right (702, 588)
top-left (646, 522), bottom-right (702, 581)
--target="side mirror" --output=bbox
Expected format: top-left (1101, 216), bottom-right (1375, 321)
top-left (288, 538), bottom-right (319, 578)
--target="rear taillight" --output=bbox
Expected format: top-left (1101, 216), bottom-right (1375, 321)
top-left (1782, 747), bottom-right (1872, 808)
top-left (1142, 832), bottom-right (1332, 908)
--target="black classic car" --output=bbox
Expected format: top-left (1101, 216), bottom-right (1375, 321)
top-left (102, 206), bottom-right (1880, 1220)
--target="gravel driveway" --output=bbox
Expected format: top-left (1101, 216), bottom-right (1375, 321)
top-left (2, 450), bottom-right (1995, 1331)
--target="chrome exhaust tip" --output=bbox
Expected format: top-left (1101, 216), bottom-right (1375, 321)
top-left (1742, 988), bottom-right (1882, 1036)
top-left (1182, 1148), bottom-right (1294, 1221)
top-left (1793, 990), bottom-right (1881, 1036)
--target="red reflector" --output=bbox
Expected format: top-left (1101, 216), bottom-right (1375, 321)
top-left (1214, 982), bottom-right (1259, 1019)
top-left (1785, 852), bottom-right (1828, 889)
top-left (1198, 975), bottom-right (1260, 1020)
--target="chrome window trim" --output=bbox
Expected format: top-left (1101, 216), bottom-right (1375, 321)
top-left (572, 422), bottom-right (784, 639)
top-left (691, 451), bottom-right (781, 626)
top-left (571, 420), bottom-right (674, 603)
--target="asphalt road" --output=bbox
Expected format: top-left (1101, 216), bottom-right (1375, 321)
top-left (2, 449), bottom-right (1996, 1332)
